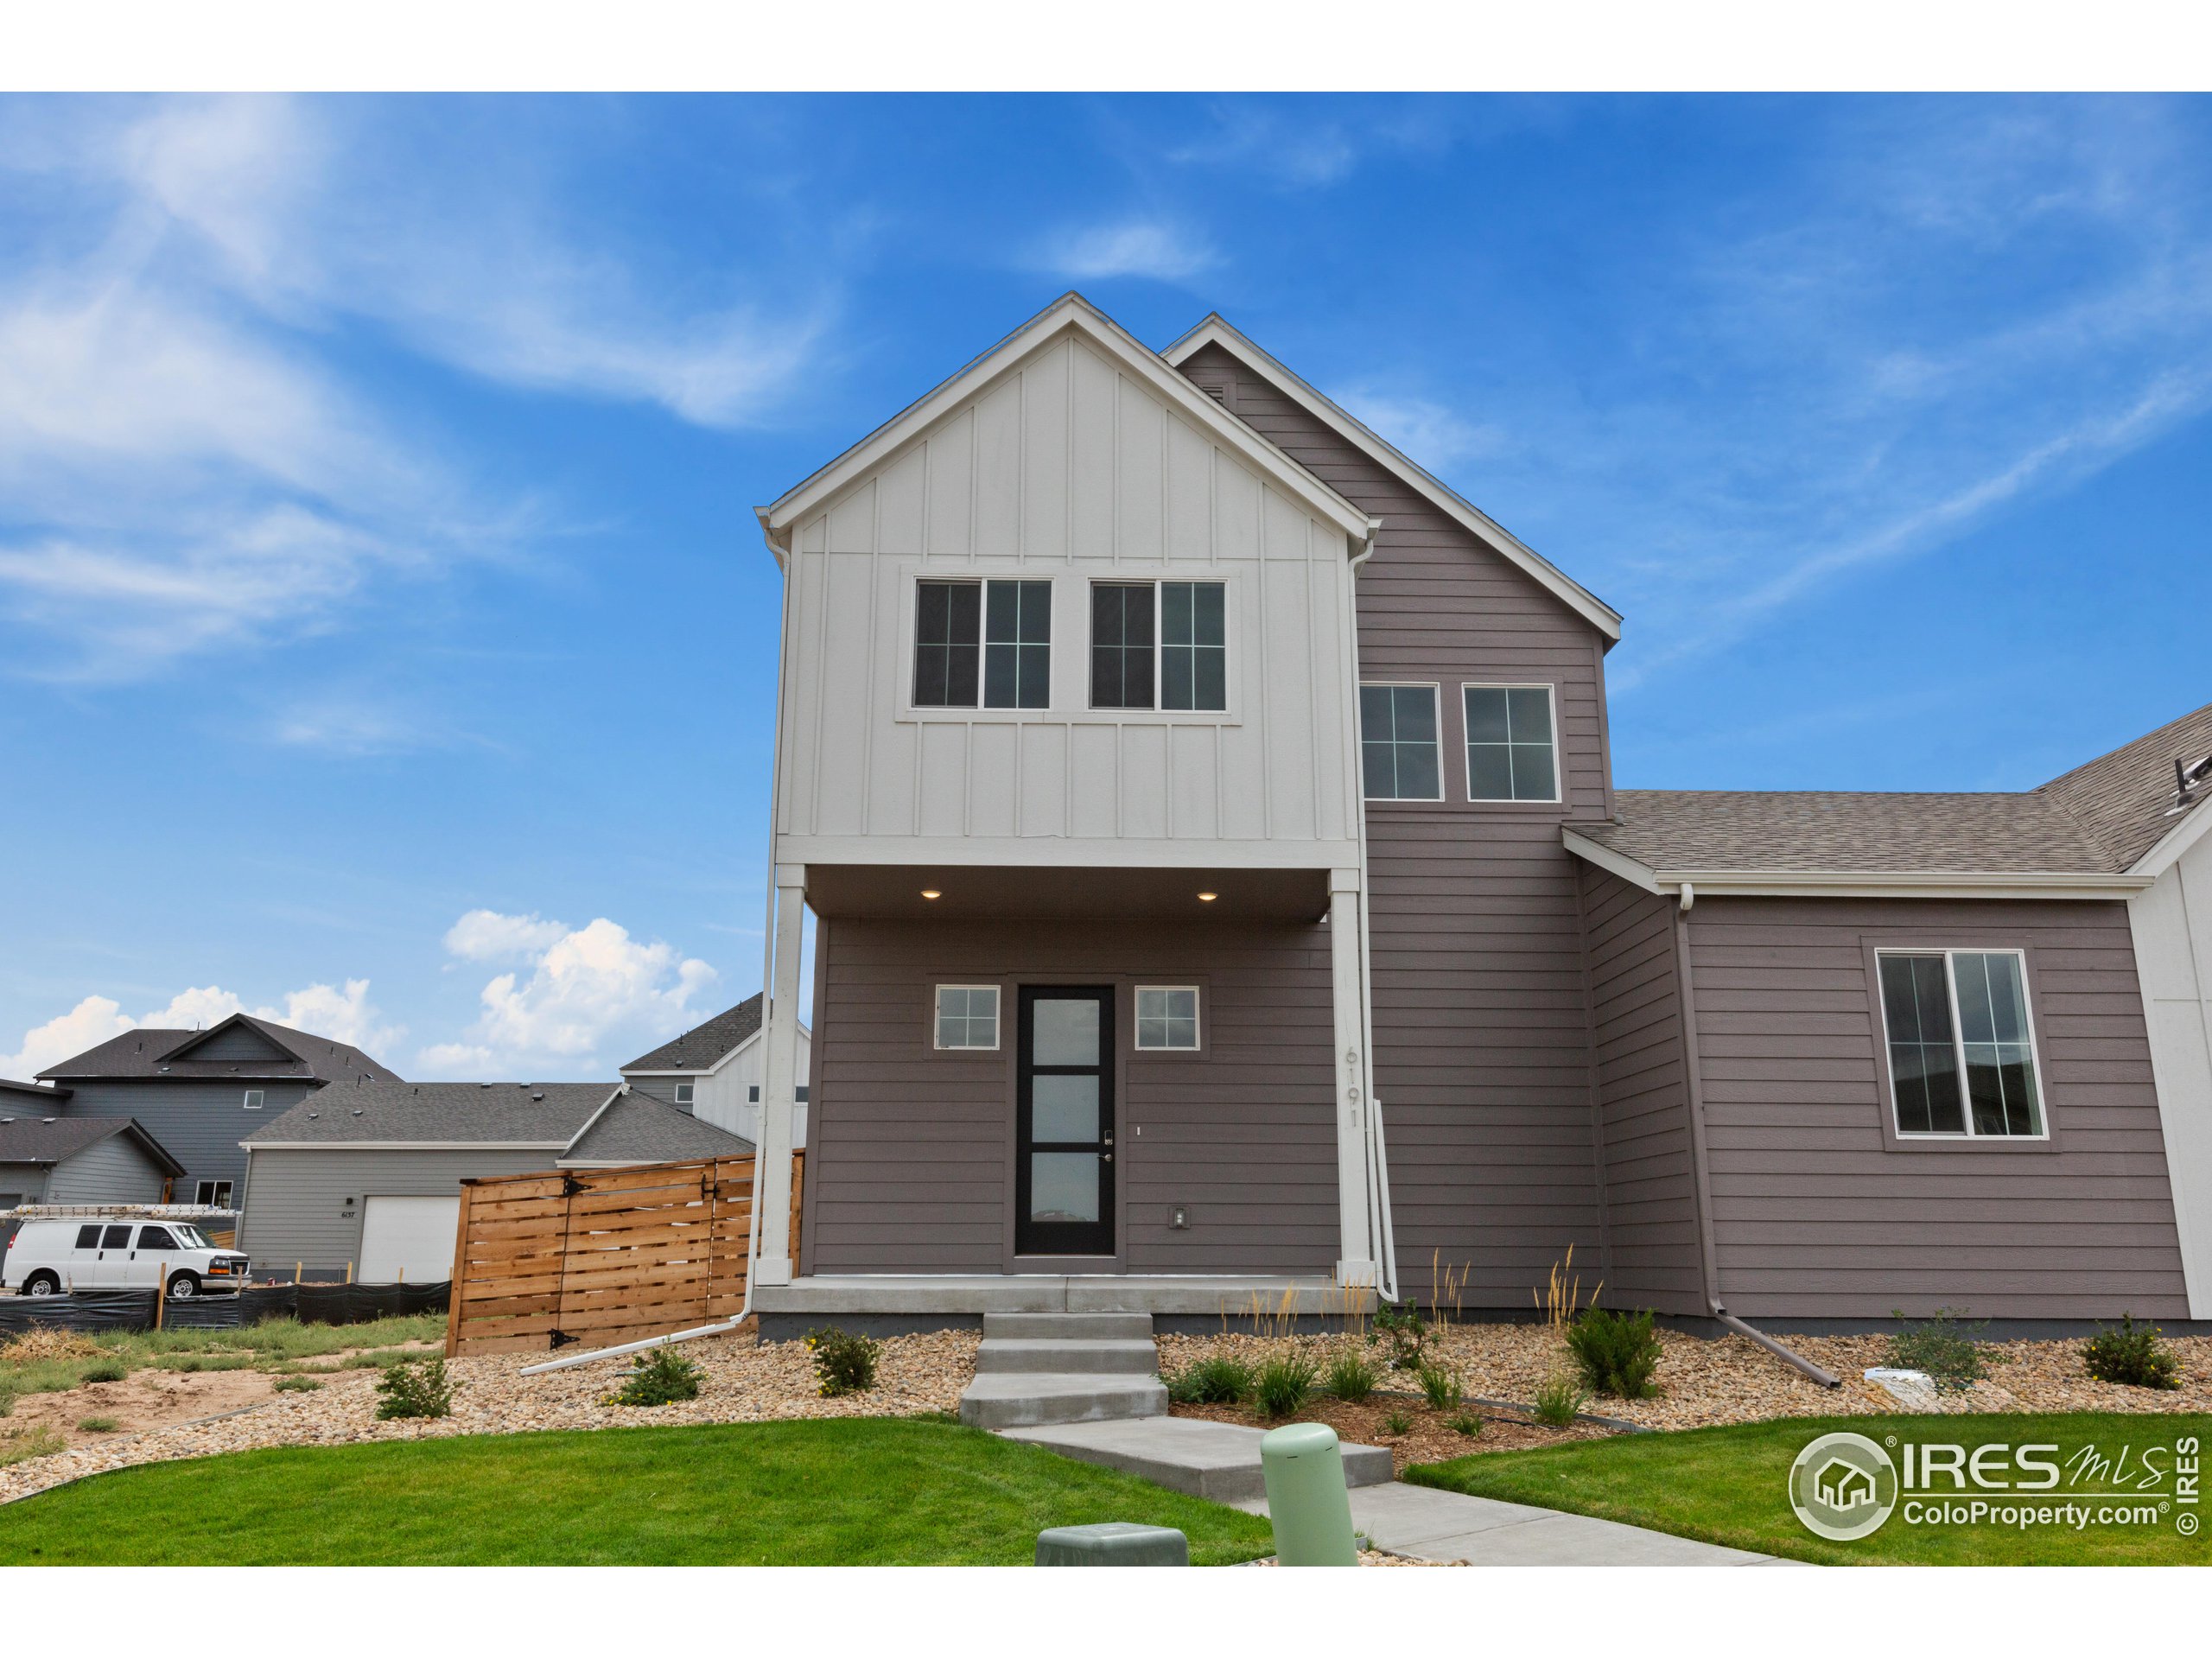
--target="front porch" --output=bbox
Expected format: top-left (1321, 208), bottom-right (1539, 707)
top-left (754, 1273), bottom-right (1376, 1331)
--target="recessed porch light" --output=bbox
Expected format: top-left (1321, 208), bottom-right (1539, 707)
top-left (920, 889), bottom-right (942, 899)
top-left (1197, 892), bottom-right (1217, 902)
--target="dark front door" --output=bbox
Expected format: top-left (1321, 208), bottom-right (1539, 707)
top-left (1016, 986), bottom-right (1115, 1257)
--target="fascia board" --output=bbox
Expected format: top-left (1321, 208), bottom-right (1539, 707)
top-left (1563, 830), bottom-right (2151, 899)
top-left (1561, 829), bottom-right (1664, 893)
top-left (761, 294), bottom-right (1374, 543)
top-left (2130, 798), bottom-right (2212, 880)
top-left (240, 1141), bottom-right (571, 1151)
top-left (1163, 315), bottom-right (1623, 641)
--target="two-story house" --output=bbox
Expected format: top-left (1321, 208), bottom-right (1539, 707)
top-left (746, 294), bottom-right (2206, 1335)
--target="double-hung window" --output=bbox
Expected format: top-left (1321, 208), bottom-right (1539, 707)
top-left (1090, 581), bottom-right (1227, 711)
top-left (1877, 950), bottom-right (2045, 1137)
top-left (1464, 684), bottom-right (1559, 802)
top-left (914, 579), bottom-right (1051, 709)
top-left (1360, 684), bottom-right (1441, 800)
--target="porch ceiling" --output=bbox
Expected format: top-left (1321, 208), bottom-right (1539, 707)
top-left (804, 863), bottom-right (1331, 922)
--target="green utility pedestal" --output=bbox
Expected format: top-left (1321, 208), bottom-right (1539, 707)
top-left (1034, 1522), bottom-right (1190, 1565)
top-left (1260, 1421), bottom-right (1358, 1565)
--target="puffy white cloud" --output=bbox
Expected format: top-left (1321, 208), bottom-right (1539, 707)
top-left (0, 978), bottom-right (401, 1078)
top-left (423, 912), bottom-right (716, 1076)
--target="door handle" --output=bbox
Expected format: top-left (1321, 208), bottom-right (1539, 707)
top-left (1102, 1152), bottom-right (1113, 1163)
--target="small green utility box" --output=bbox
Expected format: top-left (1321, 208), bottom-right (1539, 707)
top-left (1260, 1421), bottom-right (1358, 1565)
top-left (1034, 1522), bottom-right (1190, 1566)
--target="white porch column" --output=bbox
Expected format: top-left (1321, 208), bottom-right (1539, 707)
top-left (1330, 868), bottom-right (1376, 1287)
top-left (754, 864), bottom-right (807, 1287)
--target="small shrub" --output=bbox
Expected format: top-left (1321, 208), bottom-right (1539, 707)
top-left (0, 1425), bottom-right (66, 1466)
top-left (1382, 1408), bottom-right (1413, 1435)
top-left (1567, 1306), bottom-right (1662, 1400)
top-left (272, 1375), bottom-right (323, 1393)
top-left (373, 1356), bottom-right (452, 1421)
top-left (1887, 1307), bottom-right (1987, 1395)
top-left (76, 1415), bottom-right (120, 1433)
top-left (0, 1328), bottom-right (101, 1365)
top-left (1167, 1354), bottom-right (1252, 1405)
top-left (1253, 1352), bottom-right (1319, 1419)
top-left (1445, 1411), bottom-right (1484, 1439)
top-left (1370, 1302), bottom-right (1430, 1371)
top-left (1415, 1359), bottom-right (1464, 1411)
top-left (79, 1360), bottom-right (126, 1384)
top-left (1531, 1370), bottom-right (1588, 1427)
top-left (804, 1326), bottom-right (879, 1397)
top-left (2082, 1315), bottom-right (2182, 1391)
top-left (1325, 1351), bottom-right (1377, 1404)
top-left (612, 1345), bottom-right (705, 1408)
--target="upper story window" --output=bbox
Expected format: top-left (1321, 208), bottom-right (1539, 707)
top-left (1091, 581), bottom-right (1227, 712)
top-left (1877, 950), bottom-right (2045, 1138)
top-left (195, 1180), bottom-right (232, 1208)
top-left (242, 1089), bottom-right (264, 1110)
top-left (915, 580), bottom-right (1051, 709)
top-left (1464, 684), bottom-right (1560, 802)
top-left (1360, 684), bottom-right (1441, 800)
top-left (673, 1082), bottom-right (695, 1108)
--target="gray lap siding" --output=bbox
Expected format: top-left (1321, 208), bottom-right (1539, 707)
top-left (1686, 895), bottom-right (2189, 1320)
top-left (45, 1135), bottom-right (171, 1206)
top-left (54, 1079), bottom-right (315, 1201)
top-left (799, 914), bottom-right (1339, 1276)
top-left (240, 1147), bottom-right (561, 1277)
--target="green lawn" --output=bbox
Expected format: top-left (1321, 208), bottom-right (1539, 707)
top-left (1408, 1412), bottom-right (2212, 1565)
top-left (0, 1416), bottom-right (1277, 1566)
top-left (0, 1314), bottom-right (446, 1408)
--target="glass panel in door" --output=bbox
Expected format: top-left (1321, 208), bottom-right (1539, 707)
top-left (1016, 986), bottom-right (1115, 1256)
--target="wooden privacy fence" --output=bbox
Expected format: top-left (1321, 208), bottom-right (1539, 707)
top-left (444, 1153), bottom-right (804, 1357)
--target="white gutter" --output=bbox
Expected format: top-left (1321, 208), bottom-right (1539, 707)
top-left (522, 517), bottom-right (797, 1377)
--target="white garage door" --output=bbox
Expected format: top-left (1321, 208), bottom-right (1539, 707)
top-left (359, 1195), bottom-right (462, 1283)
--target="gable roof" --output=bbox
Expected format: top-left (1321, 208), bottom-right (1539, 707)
top-left (562, 1091), bottom-right (755, 1163)
top-left (620, 994), bottom-right (809, 1074)
top-left (243, 1082), bottom-right (617, 1148)
top-left (0, 1078), bottom-right (72, 1105)
top-left (2037, 700), bottom-right (2212, 874)
top-left (39, 1014), bottom-right (400, 1085)
top-left (1569, 701), bottom-right (2212, 897)
top-left (1161, 314), bottom-right (1622, 642)
top-left (0, 1116), bottom-right (185, 1178)
top-left (758, 292), bottom-right (1377, 553)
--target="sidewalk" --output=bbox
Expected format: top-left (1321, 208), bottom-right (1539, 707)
top-left (1238, 1479), bottom-right (1800, 1567)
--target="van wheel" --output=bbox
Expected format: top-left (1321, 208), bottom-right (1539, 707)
top-left (22, 1271), bottom-right (60, 1297)
top-left (166, 1272), bottom-right (200, 1300)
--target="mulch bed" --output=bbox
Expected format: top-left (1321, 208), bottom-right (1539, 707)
top-left (1170, 1389), bottom-right (1613, 1476)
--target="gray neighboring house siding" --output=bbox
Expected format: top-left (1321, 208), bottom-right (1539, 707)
top-left (240, 1147), bottom-right (564, 1277)
top-left (53, 1078), bottom-right (315, 1202)
top-left (44, 1132), bottom-right (174, 1205)
top-left (1183, 342), bottom-right (1612, 1307)
top-left (801, 914), bottom-right (1338, 1278)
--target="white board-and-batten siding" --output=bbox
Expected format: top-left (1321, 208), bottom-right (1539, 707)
top-left (774, 334), bottom-right (1365, 871)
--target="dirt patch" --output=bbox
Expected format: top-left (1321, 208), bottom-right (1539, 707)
top-left (10, 1368), bottom-right (276, 1446)
top-left (1170, 1390), bottom-right (1614, 1475)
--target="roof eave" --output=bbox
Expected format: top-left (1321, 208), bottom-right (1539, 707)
top-left (1561, 830), bottom-right (2152, 900)
top-left (1162, 315), bottom-right (1623, 642)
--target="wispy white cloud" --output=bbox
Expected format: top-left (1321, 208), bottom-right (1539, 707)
top-left (422, 910), bottom-right (715, 1077)
top-left (0, 979), bottom-right (402, 1078)
top-left (1030, 219), bottom-right (1217, 283)
top-left (1338, 390), bottom-right (1510, 468)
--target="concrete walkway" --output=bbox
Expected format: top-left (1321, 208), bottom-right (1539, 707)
top-left (1235, 1478), bottom-right (1797, 1567)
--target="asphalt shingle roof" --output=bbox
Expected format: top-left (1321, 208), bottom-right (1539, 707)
top-left (0, 1116), bottom-right (184, 1176)
top-left (622, 995), bottom-right (763, 1072)
top-left (1578, 702), bottom-right (2212, 878)
top-left (39, 1014), bottom-right (401, 1084)
top-left (244, 1082), bottom-right (616, 1147)
top-left (565, 1093), bottom-right (755, 1161)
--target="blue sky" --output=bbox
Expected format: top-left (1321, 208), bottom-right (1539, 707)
top-left (3, 92), bottom-right (2209, 1082)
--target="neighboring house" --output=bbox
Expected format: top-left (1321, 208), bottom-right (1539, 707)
top-left (737, 290), bottom-right (2209, 1332)
top-left (0, 1098), bottom-right (184, 1211)
top-left (238, 1081), bottom-right (754, 1280)
top-left (620, 994), bottom-right (811, 1147)
top-left (37, 1014), bottom-right (397, 1212)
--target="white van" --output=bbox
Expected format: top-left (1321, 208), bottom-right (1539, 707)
top-left (3, 1217), bottom-right (250, 1299)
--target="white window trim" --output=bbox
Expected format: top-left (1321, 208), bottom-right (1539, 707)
top-left (672, 1082), bottom-right (695, 1106)
top-left (242, 1089), bottom-right (264, 1110)
top-left (1875, 948), bottom-right (2050, 1141)
top-left (933, 983), bottom-right (1004, 1052)
top-left (1086, 577), bottom-right (1234, 716)
top-left (194, 1179), bottom-right (233, 1207)
top-left (1360, 681), bottom-right (1446, 803)
top-left (1460, 682), bottom-right (1563, 804)
top-left (1134, 986), bottom-right (1202, 1052)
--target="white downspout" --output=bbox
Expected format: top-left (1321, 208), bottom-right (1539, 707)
top-left (1350, 522), bottom-right (1397, 1303)
top-left (523, 513), bottom-right (796, 1376)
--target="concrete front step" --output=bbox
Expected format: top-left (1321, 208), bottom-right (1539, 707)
top-left (957, 1373), bottom-right (1169, 1430)
top-left (982, 1312), bottom-right (1153, 1342)
top-left (975, 1338), bottom-right (1160, 1375)
top-left (1001, 1416), bottom-right (1395, 1503)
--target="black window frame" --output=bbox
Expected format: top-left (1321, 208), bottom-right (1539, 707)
top-left (1089, 579), bottom-right (1228, 713)
top-left (914, 578), bottom-right (1052, 710)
